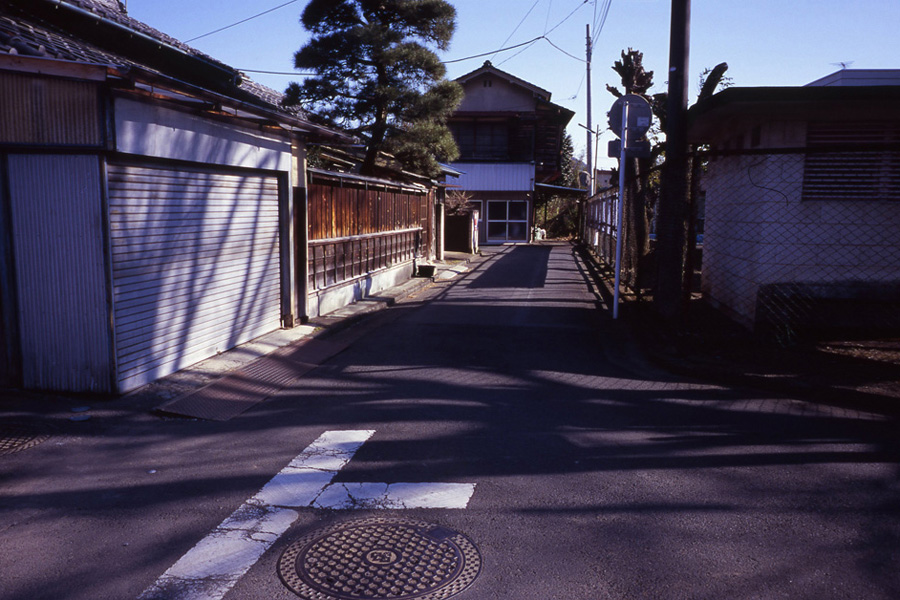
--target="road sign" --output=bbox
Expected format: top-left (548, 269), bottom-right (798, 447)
top-left (609, 94), bottom-right (654, 321)
top-left (608, 94), bottom-right (653, 142)
top-left (608, 139), bottom-right (652, 159)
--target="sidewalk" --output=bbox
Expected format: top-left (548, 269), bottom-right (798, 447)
top-left (628, 300), bottom-right (900, 417)
top-left (574, 245), bottom-right (900, 418)
top-left (571, 244), bottom-right (900, 418)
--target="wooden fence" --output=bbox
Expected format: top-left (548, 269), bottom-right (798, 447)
top-left (306, 169), bottom-right (433, 292)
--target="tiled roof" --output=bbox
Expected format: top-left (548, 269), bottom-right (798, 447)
top-left (1, 14), bottom-right (128, 66)
top-left (61, 0), bottom-right (233, 73)
top-left (0, 0), bottom-right (295, 116)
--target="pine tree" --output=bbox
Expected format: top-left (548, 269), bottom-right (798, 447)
top-left (284, 0), bottom-right (463, 177)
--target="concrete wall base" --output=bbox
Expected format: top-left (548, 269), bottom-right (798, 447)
top-left (307, 261), bottom-right (415, 318)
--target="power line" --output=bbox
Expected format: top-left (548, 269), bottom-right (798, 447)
top-left (443, 37), bottom-right (545, 65)
top-left (497, 38), bottom-right (543, 68)
top-left (231, 1), bottom-right (593, 76)
top-left (543, 37), bottom-right (584, 63)
top-left (239, 68), bottom-right (315, 76)
top-left (238, 31), bottom-right (580, 75)
top-left (491, 0), bottom-right (541, 62)
top-left (185, 0), bottom-right (303, 43)
top-left (490, 0), bottom-right (592, 67)
top-left (592, 0), bottom-right (613, 45)
top-left (543, 0), bottom-right (554, 34)
top-left (545, 0), bottom-right (591, 36)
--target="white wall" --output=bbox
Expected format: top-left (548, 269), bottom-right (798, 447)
top-left (114, 98), bottom-right (292, 173)
top-left (702, 120), bottom-right (900, 327)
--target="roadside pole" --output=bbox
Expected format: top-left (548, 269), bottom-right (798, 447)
top-left (655, 0), bottom-right (692, 319)
top-left (608, 95), bottom-right (652, 319)
top-left (612, 100), bottom-right (629, 319)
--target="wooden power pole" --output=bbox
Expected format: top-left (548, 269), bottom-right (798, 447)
top-left (655, 0), bottom-right (691, 320)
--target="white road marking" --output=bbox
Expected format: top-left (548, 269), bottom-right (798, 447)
top-left (138, 429), bottom-right (476, 600)
top-left (313, 481), bottom-right (477, 509)
top-left (138, 430), bottom-right (373, 600)
top-left (139, 504), bottom-right (298, 600)
top-left (254, 429), bottom-right (376, 507)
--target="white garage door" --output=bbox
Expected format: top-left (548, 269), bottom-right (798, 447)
top-left (107, 164), bottom-right (282, 392)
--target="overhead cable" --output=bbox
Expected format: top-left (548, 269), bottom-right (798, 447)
top-left (592, 0), bottom-right (613, 45)
top-left (185, 0), bottom-right (303, 43)
top-left (490, 0), bottom-right (541, 62)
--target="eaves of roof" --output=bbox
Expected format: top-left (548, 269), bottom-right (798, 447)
top-left (537, 97), bottom-right (575, 124)
top-left (1, 0), bottom-right (350, 142)
top-left (308, 167), bottom-right (430, 194)
top-left (689, 85), bottom-right (900, 141)
top-left (535, 182), bottom-right (587, 196)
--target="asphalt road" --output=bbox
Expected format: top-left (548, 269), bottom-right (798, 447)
top-left (2, 242), bottom-right (899, 600)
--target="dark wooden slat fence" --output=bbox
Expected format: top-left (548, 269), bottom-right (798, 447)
top-left (306, 170), bottom-right (433, 292)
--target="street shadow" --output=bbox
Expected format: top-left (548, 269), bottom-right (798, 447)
top-left (466, 245), bottom-right (552, 289)
top-left (2, 242), bottom-right (899, 600)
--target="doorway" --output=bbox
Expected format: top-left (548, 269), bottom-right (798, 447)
top-left (486, 200), bottom-right (529, 243)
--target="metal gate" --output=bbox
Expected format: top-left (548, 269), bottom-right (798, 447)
top-left (107, 164), bottom-right (282, 391)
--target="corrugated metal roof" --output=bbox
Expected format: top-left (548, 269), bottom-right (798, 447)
top-left (449, 162), bottom-right (535, 192)
top-left (806, 69), bottom-right (900, 87)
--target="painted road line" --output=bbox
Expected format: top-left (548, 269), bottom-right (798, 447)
top-left (138, 504), bottom-right (298, 600)
top-left (138, 430), bottom-right (374, 600)
top-left (254, 429), bottom-right (376, 507)
top-left (138, 429), bottom-right (477, 600)
top-left (313, 482), bottom-right (477, 509)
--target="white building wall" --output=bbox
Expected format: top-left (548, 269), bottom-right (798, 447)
top-left (114, 98), bottom-right (292, 173)
top-left (702, 123), bottom-right (900, 328)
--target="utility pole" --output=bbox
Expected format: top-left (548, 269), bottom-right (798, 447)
top-left (585, 24), bottom-right (593, 196)
top-left (655, 0), bottom-right (691, 320)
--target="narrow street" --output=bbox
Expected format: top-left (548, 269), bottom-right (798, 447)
top-left (2, 242), bottom-right (899, 600)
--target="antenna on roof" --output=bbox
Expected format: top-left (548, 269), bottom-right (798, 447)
top-left (830, 61), bottom-right (855, 70)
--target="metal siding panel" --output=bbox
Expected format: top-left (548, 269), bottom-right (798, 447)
top-left (450, 162), bottom-right (535, 191)
top-left (7, 155), bottom-right (112, 391)
top-left (0, 73), bottom-right (102, 146)
top-left (108, 164), bottom-right (281, 392)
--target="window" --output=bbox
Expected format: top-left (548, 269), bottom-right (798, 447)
top-left (450, 120), bottom-right (509, 160)
top-left (802, 122), bottom-right (900, 201)
top-left (486, 200), bottom-right (529, 242)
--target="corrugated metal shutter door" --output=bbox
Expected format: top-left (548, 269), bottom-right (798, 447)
top-left (108, 164), bottom-right (281, 392)
top-left (8, 155), bottom-right (112, 392)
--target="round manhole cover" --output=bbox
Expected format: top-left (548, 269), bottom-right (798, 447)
top-left (278, 517), bottom-right (481, 600)
top-left (0, 423), bottom-right (50, 456)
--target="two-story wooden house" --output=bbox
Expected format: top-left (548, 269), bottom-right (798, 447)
top-left (448, 61), bottom-right (574, 244)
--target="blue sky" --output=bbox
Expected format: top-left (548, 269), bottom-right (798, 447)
top-left (127, 0), bottom-right (900, 167)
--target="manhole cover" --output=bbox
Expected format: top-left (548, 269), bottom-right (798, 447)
top-left (278, 517), bottom-right (481, 600)
top-left (0, 423), bottom-right (50, 456)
